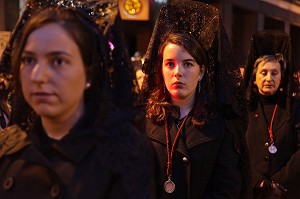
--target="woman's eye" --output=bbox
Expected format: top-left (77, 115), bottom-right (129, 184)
top-left (184, 62), bottom-right (193, 68)
top-left (52, 58), bottom-right (67, 66)
top-left (272, 71), bottom-right (278, 76)
top-left (21, 57), bottom-right (35, 66)
top-left (165, 62), bottom-right (175, 68)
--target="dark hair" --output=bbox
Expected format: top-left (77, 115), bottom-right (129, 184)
top-left (246, 53), bottom-right (287, 109)
top-left (146, 32), bottom-right (215, 128)
top-left (10, 6), bottom-right (110, 129)
top-left (158, 32), bottom-right (207, 68)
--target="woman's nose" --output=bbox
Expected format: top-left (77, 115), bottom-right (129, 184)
top-left (31, 62), bottom-right (48, 84)
top-left (174, 64), bottom-right (182, 77)
top-left (266, 72), bottom-right (272, 81)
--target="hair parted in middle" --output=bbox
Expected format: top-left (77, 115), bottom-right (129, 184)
top-left (8, 2), bottom-right (111, 130)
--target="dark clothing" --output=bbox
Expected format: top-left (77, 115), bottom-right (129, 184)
top-left (146, 113), bottom-right (242, 199)
top-left (246, 96), bottom-right (300, 199)
top-left (0, 107), bottom-right (157, 199)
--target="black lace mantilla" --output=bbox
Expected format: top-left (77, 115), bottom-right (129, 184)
top-left (244, 30), bottom-right (300, 115)
top-left (142, 1), bottom-right (246, 117)
top-left (0, 0), bottom-right (118, 74)
top-left (244, 30), bottom-right (294, 92)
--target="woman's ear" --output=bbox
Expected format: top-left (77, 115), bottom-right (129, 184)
top-left (199, 65), bottom-right (205, 81)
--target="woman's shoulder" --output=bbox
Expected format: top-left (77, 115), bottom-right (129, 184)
top-left (0, 125), bottom-right (31, 158)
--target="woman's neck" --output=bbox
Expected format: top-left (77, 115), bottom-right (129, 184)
top-left (259, 92), bottom-right (280, 105)
top-left (41, 104), bottom-right (84, 140)
top-left (172, 94), bottom-right (195, 119)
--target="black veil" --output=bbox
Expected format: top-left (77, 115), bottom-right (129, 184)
top-left (142, 1), bottom-right (246, 118)
top-left (244, 30), bottom-right (299, 116)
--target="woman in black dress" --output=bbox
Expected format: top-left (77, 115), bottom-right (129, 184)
top-left (0, 1), bottom-right (157, 198)
top-left (244, 30), bottom-right (300, 199)
top-left (141, 1), bottom-right (251, 198)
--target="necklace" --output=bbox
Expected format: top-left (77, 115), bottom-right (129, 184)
top-left (175, 116), bottom-right (187, 129)
top-left (164, 116), bottom-right (188, 193)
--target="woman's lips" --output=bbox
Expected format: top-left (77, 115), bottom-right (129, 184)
top-left (172, 81), bottom-right (184, 85)
top-left (31, 92), bottom-right (53, 101)
top-left (171, 82), bottom-right (184, 88)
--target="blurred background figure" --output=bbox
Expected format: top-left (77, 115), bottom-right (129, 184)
top-left (0, 72), bottom-right (12, 130)
top-left (131, 51), bottom-right (145, 93)
top-left (244, 30), bottom-right (300, 199)
top-left (294, 71), bottom-right (300, 98)
top-left (130, 51), bottom-right (146, 133)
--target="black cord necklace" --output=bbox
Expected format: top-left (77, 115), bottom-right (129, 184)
top-left (175, 116), bottom-right (187, 129)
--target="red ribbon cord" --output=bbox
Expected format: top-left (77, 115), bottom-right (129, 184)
top-left (268, 104), bottom-right (278, 143)
top-left (164, 116), bottom-right (188, 177)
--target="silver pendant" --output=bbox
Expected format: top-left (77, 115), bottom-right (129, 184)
top-left (164, 176), bottom-right (175, 193)
top-left (268, 144), bottom-right (277, 154)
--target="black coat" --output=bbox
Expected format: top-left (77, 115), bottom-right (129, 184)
top-left (246, 98), bottom-right (300, 199)
top-left (0, 108), bottom-right (157, 199)
top-left (146, 113), bottom-right (242, 199)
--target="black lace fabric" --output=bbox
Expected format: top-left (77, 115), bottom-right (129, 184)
top-left (0, 0), bottom-right (119, 73)
top-left (142, 1), bottom-right (247, 118)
